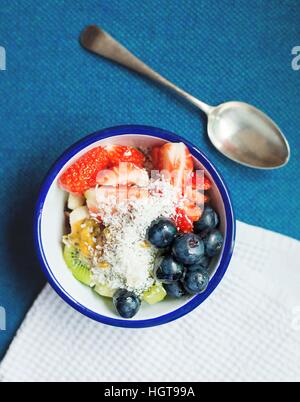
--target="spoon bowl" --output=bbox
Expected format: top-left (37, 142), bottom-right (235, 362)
top-left (207, 102), bottom-right (290, 169)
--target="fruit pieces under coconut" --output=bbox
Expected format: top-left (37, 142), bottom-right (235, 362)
top-left (69, 206), bottom-right (90, 231)
top-left (154, 142), bottom-right (194, 190)
top-left (151, 142), bottom-right (213, 223)
top-left (85, 185), bottom-right (150, 222)
top-left (68, 193), bottom-right (85, 210)
top-left (152, 142), bottom-right (202, 225)
top-left (84, 188), bottom-right (98, 214)
top-left (96, 163), bottom-right (149, 187)
top-left (67, 206), bottom-right (101, 258)
top-left (152, 144), bottom-right (212, 192)
top-left (96, 186), bottom-right (149, 205)
top-left (84, 188), bottom-right (104, 223)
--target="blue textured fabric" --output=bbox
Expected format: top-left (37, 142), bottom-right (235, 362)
top-left (0, 0), bottom-right (299, 360)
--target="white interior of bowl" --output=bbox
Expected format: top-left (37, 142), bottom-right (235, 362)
top-left (40, 134), bottom-right (227, 321)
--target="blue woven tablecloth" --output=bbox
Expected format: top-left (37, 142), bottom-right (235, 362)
top-left (0, 0), bottom-right (299, 360)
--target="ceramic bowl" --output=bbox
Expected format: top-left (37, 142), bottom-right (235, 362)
top-left (34, 125), bottom-right (235, 328)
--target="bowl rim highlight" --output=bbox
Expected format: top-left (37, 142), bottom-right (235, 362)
top-left (34, 125), bottom-right (236, 328)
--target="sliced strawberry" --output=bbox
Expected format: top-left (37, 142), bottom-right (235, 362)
top-left (158, 142), bottom-right (194, 190)
top-left (59, 147), bottom-right (109, 194)
top-left (172, 207), bottom-right (193, 233)
top-left (96, 163), bottom-right (149, 187)
top-left (185, 187), bottom-right (210, 207)
top-left (203, 176), bottom-right (212, 191)
top-left (191, 172), bottom-right (212, 191)
top-left (182, 200), bottom-right (202, 222)
top-left (151, 145), bottom-right (162, 170)
top-left (105, 145), bottom-right (145, 168)
top-left (126, 186), bottom-right (149, 200)
top-left (203, 193), bottom-right (210, 204)
top-left (93, 214), bottom-right (103, 224)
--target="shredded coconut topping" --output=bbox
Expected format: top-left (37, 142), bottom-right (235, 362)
top-left (91, 179), bottom-right (178, 295)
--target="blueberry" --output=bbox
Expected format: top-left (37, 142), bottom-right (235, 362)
top-left (172, 233), bottom-right (205, 266)
top-left (188, 255), bottom-right (210, 271)
top-left (113, 289), bottom-right (141, 318)
top-left (193, 206), bottom-right (219, 233)
top-left (203, 229), bottom-right (224, 257)
top-left (147, 218), bottom-right (177, 249)
top-left (164, 282), bottom-right (186, 298)
top-left (154, 255), bottom-right (184, 283)
top-left (183, 269), bottom-right (209, 295)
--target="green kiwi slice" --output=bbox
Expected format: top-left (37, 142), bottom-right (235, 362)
top-left (63, 245), bottom-right (92, 286)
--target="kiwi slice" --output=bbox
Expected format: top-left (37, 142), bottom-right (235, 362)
top-left (143, 282), bottom-right (167, 305)
top-left (63, 245), bottom-right (92, 286)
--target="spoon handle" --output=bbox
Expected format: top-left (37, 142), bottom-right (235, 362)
top-left (80, 26), bottom-right (213, 115)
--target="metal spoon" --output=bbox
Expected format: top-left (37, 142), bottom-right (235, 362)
top-left (80, 25), bottom-right (290, 169)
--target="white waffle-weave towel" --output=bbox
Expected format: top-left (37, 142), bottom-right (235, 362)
top-left (0, 221), bottom-right (300, 382)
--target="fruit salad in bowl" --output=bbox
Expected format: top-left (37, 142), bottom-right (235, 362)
top-left (35, 126), bottom-right (235, 327)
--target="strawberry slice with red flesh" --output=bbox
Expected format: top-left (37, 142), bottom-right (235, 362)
top-left (59, 147), bottom-right (109, 194)
top-left (191, 172), bottom-right (212, 191)
top-left (172, 207), bottom-right (194, 233)
top-left (182, 200), bottom-right (202, 222)
top-left (105, 145), bottom-right (145, 168)
top-left (204, 193), bottom-right (210, 204)
top-left (185, 187), bottom-right (210, 207)
top-left (158, 142), bottom-right (194, 190)
top-left (173, 202), bottom-right (203, 233)
top-left (151, 145), bottom-right (162, 170)
top-left (96, 163), bottom-right (149, 187)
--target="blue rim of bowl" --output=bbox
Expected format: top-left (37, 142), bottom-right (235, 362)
top-left (34, 125), bottom-right (236, 328)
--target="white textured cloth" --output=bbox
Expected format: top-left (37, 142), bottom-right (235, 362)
top-left (1, 221), bottom-right (300, 382)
